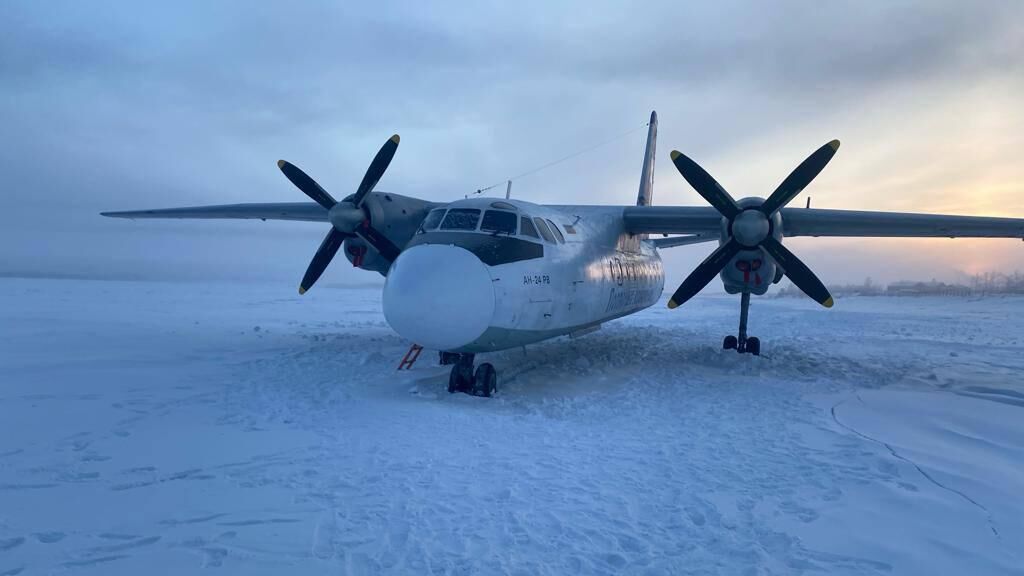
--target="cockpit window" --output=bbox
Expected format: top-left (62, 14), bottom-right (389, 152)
top-left (440, 208), bottom-right (481, 231)
top-left (418, 209), bottom-right (445, 233)
top-left (546, 219), bottom-right (565, 243)
top-left (481, 210), bottom-right (517, 235)
top-left (533, 217), bottom-right (556, 244)
top-left (520, 216), bottom-right (539, 239)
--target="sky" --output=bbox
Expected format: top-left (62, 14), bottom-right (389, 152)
top-left (2, 1), bottom-right (1023, 288)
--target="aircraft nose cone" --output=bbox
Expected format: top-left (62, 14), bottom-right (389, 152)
top-left (732, 209), bottom-right (770, 247)
top-left (383, 244), bottom-right (495, 351)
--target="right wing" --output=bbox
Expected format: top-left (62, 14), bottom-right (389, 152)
top-left (101, 202), bottom-right (327, 222)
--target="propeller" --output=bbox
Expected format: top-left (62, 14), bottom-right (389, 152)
top-left (667, 140), bottom-right (839, 309)
top-left (278, 135), bottom-right (403, 294)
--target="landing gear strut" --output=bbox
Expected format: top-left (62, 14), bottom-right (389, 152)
top-left (723, 291), bottom-right (761, 356)
top-left (446, 353), bottom-right (497, 397)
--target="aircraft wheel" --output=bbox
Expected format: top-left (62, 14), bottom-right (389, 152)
top-left (448, 364), bottom-right (473, 394)
top-left (723, 335), bottom-right (738, 350)
top-left (447, 368), bottom-right (460, 393)
top-left (474, 363), bottom-right (497, 397)
top-left (746, 337), bottom-right (761, 356)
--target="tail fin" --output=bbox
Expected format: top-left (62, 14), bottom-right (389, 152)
top-left (636, 110), bottom-right (657, 206)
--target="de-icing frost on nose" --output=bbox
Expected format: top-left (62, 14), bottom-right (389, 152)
top-left (382, 244), bottom-right (495, 351)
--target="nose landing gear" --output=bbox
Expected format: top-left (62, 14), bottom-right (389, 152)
top-left (446, 353), bottom-right (497, 397)
top-left (723, 291), bottom-right (761, 356)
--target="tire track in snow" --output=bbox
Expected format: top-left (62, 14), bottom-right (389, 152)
top-left (830, 395), bottom-right (1004, 542)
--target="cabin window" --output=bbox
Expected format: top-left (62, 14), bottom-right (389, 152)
top-left (440, 208), bottom-right (481, 231)
top-left (533, 217), bottom-right (556, 244)
top-left (480, 210), bottom-right (517, 235)
top-left (418, 209), bottom-right (445, 233)
top-left (546, 219), bottom-right (565, 243)
top-left (520, 216), bottom-right (540, 239)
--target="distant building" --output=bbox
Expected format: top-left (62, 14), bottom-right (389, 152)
top-left (886, 280), bottom-right (971, 297)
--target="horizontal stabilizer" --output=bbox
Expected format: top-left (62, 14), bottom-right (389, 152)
top-left (651, 234), bottom-right (718, 249)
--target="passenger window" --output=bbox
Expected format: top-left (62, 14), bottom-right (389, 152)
top-left (418, 209), bottom-right (445, 233)
top-left (533, 217), bottom-right (556, 244)
top-left (440, 208), bottom-right (481, 230)
top-left (481, 210), bottom-right (517, 235)
top-left (520, 216), bottom-right (540, 239)
top-left (545, 219), bottom-right (565, 243)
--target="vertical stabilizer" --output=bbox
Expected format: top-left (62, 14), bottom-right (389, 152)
top-left (637, 110), bottom-right (657, 206)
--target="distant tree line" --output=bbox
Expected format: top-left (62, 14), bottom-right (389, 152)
top-left (774, 271), bottom-right (1024, 298)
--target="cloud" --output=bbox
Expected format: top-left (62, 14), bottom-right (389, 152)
top-left (1, 0), bottom-right (1022, 286)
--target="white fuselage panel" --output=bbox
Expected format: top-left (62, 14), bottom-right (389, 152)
top-left (382, 199), bottom-right (665, 353)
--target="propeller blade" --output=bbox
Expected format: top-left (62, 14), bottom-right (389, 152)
top-left (355, 221), bottom-right (401, 263)
top-left (760, 140), bottom-right (840, 215)
top-left (278, 160), bottom-right (337, 210)
top-left (760, 237), bottom-right (833, 307)
top-left (352, 134), bottom-right (400, 207)
top-left (670, 150), bottom-right (740, 220)
top-left (299, 228), bottom-right (348, 294)
top-left (667, 239), bottom-right (743, 309)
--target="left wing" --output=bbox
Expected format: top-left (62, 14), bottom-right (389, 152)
top-left (780, 207), bottom-right (1024, 238)
top-left (101, 202), bottom-right (328, 222)
top-left (623, 205), bottom-right (1024, 239)
top-left (622, 206), bottom-right (722, 235)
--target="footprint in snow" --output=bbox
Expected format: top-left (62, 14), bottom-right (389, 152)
top-left (0, 538), bottom-right (25, 552)
top-left (33, 532), bottom-right (65, 544)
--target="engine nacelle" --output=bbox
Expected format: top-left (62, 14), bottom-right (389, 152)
top-left (341, 237), bottom-right (389, 275)
top-left (344, 191), bottom-right (439, 275)
top-left (719, 197), bottom-right (785, 295)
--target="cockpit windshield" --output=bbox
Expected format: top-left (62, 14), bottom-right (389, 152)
top-left (418, 208), bottom-right (446, 233)
top-left (480, 210), bottom-right (517, 235)
top-left (520, 217), bottom-right (539, 239)
top-left (440, 209), bottom-right (481, 231)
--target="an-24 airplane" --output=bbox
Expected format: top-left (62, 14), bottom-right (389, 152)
top-left (104, 111), bottom-right (1024, 396)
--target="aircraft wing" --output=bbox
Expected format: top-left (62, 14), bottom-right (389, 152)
top-left (623, 205), bottom-right (1024, 239)
top-left (101, 202), bottom-right (328, 222)
top-left (622, 206), bottom-right (723, 234)
top-left (779, 207), bottom-right (1024, 238)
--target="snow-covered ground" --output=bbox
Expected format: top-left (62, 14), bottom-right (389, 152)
top-left (1, 277), bottom-right (1022, 575)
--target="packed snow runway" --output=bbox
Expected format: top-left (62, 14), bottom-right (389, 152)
top-left (1, 278), bottom-right (1022, 575)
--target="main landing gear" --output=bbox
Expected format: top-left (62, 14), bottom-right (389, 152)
top-left (723, 291), bottom-right (761, 356)
top-left (446, 353), bottom-right (498, 397)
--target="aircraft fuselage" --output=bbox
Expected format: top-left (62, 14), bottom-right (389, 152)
top-left (382, 198), bottom-right (665, 353)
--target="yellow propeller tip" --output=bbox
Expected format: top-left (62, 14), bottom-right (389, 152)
top-left (667, 299), bottom-right (679, 309)
top-left (670, 150), bottom-right (682, 161)
top-left (298, 286), bottom-right (307, 295)
top-left (823, 297), bottom-right (834, 308)
top-left (827, 140), bottom-right (840, 151)
top-left (390, 134), bottom-right (400, 144)
top-left (277, 159), bottom-right (287, 169)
